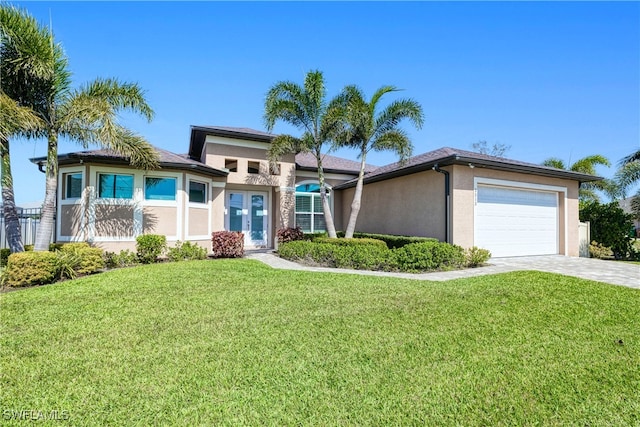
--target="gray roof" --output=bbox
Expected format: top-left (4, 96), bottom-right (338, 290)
top-left (30, 147), bottom-right (228, 178)
top-left (334, 147), bottom-right (603, 189)
top-left (295, 152), bottom-right (377, 175)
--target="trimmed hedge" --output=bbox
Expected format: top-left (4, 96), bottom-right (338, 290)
top-left (211, 231), bottom-right (244, 258)
top-left (392, 241), bottom-right (465, 272)
top-left (3, 251), bottom-right (60, 287)
top-left (335, 232), bottom-right (438, 249)
top-left (313, 237), bottom-right (388, 249)
top-left (277, 238), bottom-right (483, 272)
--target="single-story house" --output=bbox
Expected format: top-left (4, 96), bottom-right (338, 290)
top-left (31, 125), bottom-right (601, 257)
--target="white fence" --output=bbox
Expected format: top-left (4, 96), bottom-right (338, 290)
top-left (578, 221), bottom-right (590, 258)
top-left (0, 208), bottom-right (54, 249)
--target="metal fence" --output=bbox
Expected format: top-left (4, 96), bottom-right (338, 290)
top-left (0, 208), bottom-right (54, 249)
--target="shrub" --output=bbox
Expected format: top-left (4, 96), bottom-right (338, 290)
top-left (580, 202), bottom-right (634, 259)
top-left (313, 237), bottom-right (388, 249)
top-left (211, 231), bottom-right (244, 258)
top-left (57, 243), bottom-right (105, 275)
top-left (3, 251), bottom-right (59, 287)
top-left (305, 232), bottom-right (328, 241)
top-left (278, 240), bottom-right (390, 270)
top-left (336, 232), bottom-right (438, 249)
top-left (391, 241), bottom-right (465, 272)
top-left (589, 241), bottom-right (613, 259)
top-left (167, 241), bottom-right (207, 262)
top-left (0, 249), bottom-right (9, 267)
top-left (104, 250), bottom-right (139, 269)
top-left (136, 234), bottom-right (167, 264)
top-left (276, 227), bottom-right (305, 244)
top-left (465, 247), bottom-right (492, 267)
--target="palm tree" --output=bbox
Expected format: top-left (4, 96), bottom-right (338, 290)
top-left (264, 70), bottom-right (344, 238)
top-left (615, 148), bottom-right (640, 218)
top-left (2, 11), bottom-right (160, 251)
top-left (542, 155), bottom-right (611, 203)
top-left (334, 85), bottom-right (424, 238)
top-left (1, 5), bottom-right (54, 253)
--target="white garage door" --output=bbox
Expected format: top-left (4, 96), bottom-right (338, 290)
top-left (475, 185), bottom-right (558, 257)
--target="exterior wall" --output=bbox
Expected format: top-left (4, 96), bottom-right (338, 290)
top-left (56, 163), bottom-right (218, 251)
top-left (338, 170), bottom-right (446, 240)
top-left (450, 165), bottom-right (580, 256)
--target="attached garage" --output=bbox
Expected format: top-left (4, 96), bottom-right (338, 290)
top-left (475, 183), bottom-right (560, 257)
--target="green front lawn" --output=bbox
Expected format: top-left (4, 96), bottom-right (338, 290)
top-left (1, 260), bottom-right (638, 425)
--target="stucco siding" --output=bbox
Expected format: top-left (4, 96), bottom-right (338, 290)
top-left (60, 205), bottom-right (84, 237)
top-left (188, 207), bottom-right (209, 236)
top-left (340, 170), bottom-right (446, 239)
top-left (94, 205), bottom-right (134, 237)
top-left (451, 165), bottom-right (580, 256)
top-left (143, 206), bottom-right (178, 236)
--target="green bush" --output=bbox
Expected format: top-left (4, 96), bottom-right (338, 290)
top-left (278, 240), bottom-right (390, 270)
top-left (580, 202), bottom-right (634, 259)
top-left (104, 249), bottom-right (140, 269)
top-left (335, 232), bottom-right (438, 249)
top-left (167, 241), bottom-right (207, 262)
top-left (0, 248), bottom-right (10, 267)
top-left (3, 251), bottom-right (59, 287)
top-left (211, 231), bottom-right (244, 258)
top-left (313, 237), bottom-right (388, 249)
top-left (391, 241), bottom-right (465, 272)
top-left (136, 234), bottom-right (167, 264)
top-left (57, 243), bottom-right (105, 275)
top-left (305, 232), bottom-right (328, 241)
top-left (464, 247), bottom-right (492, 267)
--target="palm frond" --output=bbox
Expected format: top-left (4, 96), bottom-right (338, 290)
top-left (619, 148), bottom-right (640, 166)
top-left (80, 78), bottom-right (154, 121)
top-left (368, 85), bottom-right (397, 116)
top-left (0, 92), bottom-right (43, 139)
top-left (373, 98), bottom-right (424, 139)
top-left (541, 158), bottom-right (566, 169)
top-left (570, 154), bottom-right (610, 175)
top-left (371, 128), bottom-right (412, 163)
top-left (264, 80), bottom-right (309, 131)
top-left (0, 5), bottom-right (55, 80)
top-left (615, 161), bottom-right (640, 194)
top-left (266, 134), bottom-right (303, 166)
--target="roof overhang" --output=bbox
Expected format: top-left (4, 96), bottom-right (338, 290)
top-left (334, 154), bottom-right (602, 190)
top-left (30, 152), bottom-right (229, 178)
top-left (188, 126), bottom-right (275, 160)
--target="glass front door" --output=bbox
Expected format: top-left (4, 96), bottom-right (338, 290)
top-left (226, 192), bottom-right (268, 247)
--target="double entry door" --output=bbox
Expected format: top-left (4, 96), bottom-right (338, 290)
top-left (226, 191), bottom-right (268, 248)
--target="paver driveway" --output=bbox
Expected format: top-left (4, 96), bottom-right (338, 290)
top-left (247, 252), bottom-right (640, 289)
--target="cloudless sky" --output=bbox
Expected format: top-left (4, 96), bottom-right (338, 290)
top-left (7, 1), bottom-right (640, 204)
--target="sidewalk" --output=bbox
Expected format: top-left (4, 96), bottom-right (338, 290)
top-left (245, 251), bottom-right (640, 289)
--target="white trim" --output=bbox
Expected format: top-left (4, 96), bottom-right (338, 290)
top-left (57, 166), bottom-right (86, 242)
top-left (294, 180), bottom-right (334, 234)
top-left (224, 190), bottom-right (270, 248)
top-left (205, 134), bottom-right (271, 151)
top-left (473, 177), bottom-right (568, 256)
top-left (185, 174), bottom-right (212, 240)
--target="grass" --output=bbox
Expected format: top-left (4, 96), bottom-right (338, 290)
top-left (1, 260), bottom-right (639, 426)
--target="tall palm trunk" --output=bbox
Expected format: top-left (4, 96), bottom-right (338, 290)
top-left (34, 133), bottom-right (57, 251)
top-left (344, 151), bottom-right (367, 238)
top-left (316, 150), bottom-right (337, 238)
top-left (1, 137), bottom-right (24, 252)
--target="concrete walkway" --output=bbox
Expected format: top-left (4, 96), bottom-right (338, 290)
top-left (245, 251), bottom-right (640, 289)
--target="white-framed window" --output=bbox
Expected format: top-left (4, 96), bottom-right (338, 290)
top-left (63, 172), bottom-right (83, 200)
top-left (295, 182), bottom-right (331, 233)
top-left (144, 177), bottom-right (176, 201)
top-left (188, 180), bottom-right (207, 204)
top-left (98, 173), bottom-right (134, 199)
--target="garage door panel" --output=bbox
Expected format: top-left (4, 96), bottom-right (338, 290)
top-left (475, 185), bottom-right (558, 257)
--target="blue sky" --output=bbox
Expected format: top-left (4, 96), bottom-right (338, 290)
top-left (8, 1), bottom-right (640, 204)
